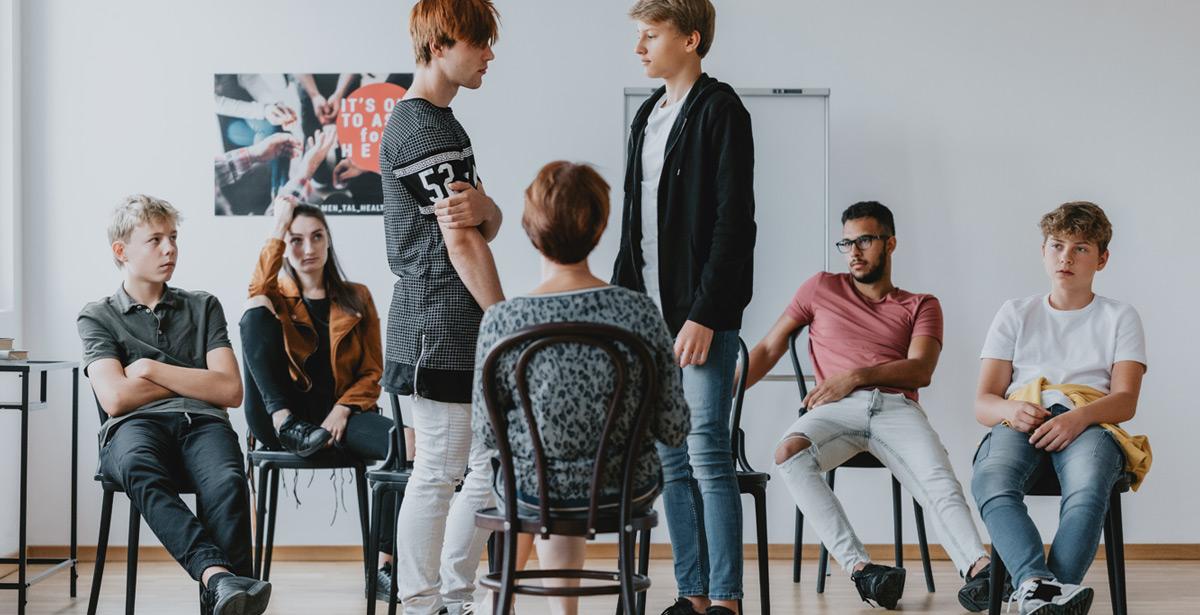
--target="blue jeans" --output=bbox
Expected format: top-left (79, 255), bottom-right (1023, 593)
top-left (971, 405), bottom-right (1124, 586)
top-left (656, 329), bottom-right (742, 601)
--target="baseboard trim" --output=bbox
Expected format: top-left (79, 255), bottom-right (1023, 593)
top-left (28, 543), bottom-right (1200, 563)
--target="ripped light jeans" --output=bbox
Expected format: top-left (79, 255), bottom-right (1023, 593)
top-left (775, 389), bottom-right (987, 575)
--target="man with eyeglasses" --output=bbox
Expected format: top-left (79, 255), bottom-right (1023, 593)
top-left (742, 202), bottom-right (994, 611)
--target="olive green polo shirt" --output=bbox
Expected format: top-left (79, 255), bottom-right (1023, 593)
top-left (77, 284), bottom-right (233, 443)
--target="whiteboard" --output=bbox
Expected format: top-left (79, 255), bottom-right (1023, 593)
top-left (623, 87), bottom-right (830, 376)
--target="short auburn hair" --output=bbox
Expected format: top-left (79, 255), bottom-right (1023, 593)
top-left (409, 0), bottom-right (500, 65)
top-left (629, 0), bottom-right (717, 58)
top-left (522, 161), bottom-right (610, 265)
top-left (108, 194), bottom-right (181, 268)
top-left (1040, 201), bottom-right (1113, 252)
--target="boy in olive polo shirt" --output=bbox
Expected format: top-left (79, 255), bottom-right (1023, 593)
top-left (77, 195), bottom-right (269, 615)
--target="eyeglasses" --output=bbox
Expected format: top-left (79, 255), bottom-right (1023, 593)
top-left (834, 234), bottom-right (890, 254)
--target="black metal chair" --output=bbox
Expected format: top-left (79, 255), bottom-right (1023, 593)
top-left (86, 390), bottom-right (205, 615)
top-left (785, 329), bottom-right (936, 593)
top-left (730, 337), bottom-right (771, 615)
top-left (983, 448), bottom-right (1132, 615)
top-left (364, 393), bottom-right (411, 615)
top-left (241, 369), bottom-right (373, 585)
top-left (474, 322), bottom-right (659, 615)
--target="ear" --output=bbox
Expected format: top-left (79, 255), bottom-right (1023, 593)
top-left (684, 30), bottom-right (701, 53)
top-left (111, 241), bottom-right (127, 265)
top-left (1097, 249), bottom-right (1110, 271)
top-left (886, 235), bottom-right (897, 255)
top-left (429, 39), bottom-right (446, 60)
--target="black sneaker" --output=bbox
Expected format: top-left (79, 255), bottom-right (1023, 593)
top-left (201, 573), bottom-right (271, 615)
top-left (367, 562), bottom-right (399, 603)
top-left (958, 562), bottom-right (1015, 612)
top-left (276, 415), bottom-right (331, 457)
top-left (705, 606), bottom-right (737, 615)
top-left (852, 563), bottom-right (906, 609)
top-left (661, 598), bottom-right (703, 615)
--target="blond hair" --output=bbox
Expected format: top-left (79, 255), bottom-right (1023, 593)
top-left (410, 0), bottom-right (500, 65)
top-left (1039, 201), bottom-right (1112, 253)
top-left (629, 0), bottom-right (716, 58)
top-left (108, 194), bottom-right (182, 268)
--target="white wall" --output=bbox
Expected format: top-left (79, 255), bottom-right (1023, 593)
top-left (18, 0), bottom-right (1200, 552)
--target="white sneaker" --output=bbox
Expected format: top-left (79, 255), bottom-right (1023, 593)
top-left (1008, 579), bottom-right (1095, 615)
top-left (1049, 582), bottom-right (1094, 614)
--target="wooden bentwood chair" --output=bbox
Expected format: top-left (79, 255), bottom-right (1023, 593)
top-left (473, 322), bottom-right (660, 615)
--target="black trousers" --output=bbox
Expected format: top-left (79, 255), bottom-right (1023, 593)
top-left (239, 306), bottom-right (396, 551)
top-left (100, 413), bottom-right (253, 580)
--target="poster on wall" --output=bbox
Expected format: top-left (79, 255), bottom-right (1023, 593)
top-left (214, 73), bottom-right (412, 216)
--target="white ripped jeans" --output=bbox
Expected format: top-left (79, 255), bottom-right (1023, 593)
top-left (775, 389), bottom-right (987, 575)
top-left (395, 396), bottom-right (495, 615)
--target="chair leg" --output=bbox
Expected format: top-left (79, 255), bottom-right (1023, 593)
top-left (496, 530), bottom-right (518, 615)
top-left (891, 478), bottom-right (903, 568)
top-left (355, 466), bottom-right (371, 583)
top-left (988, 546), bottom-right (1004, 615)
top-left (1103, 510), bottom-right (1118, 614)
top-left (366, 485), bottom-right (384, 615)
top-left (754, 488), bottom-right (771, 615)
top-left (388, 492), bottom-right (401, 615)
top-left (1109, 490), bottom-right (1127, 615)
top-left (816, 468), bottom-right (835, 594)
top-left (792, 507), bottom-right (803, 584)
top-left (263, 466), bottom-right (280, 582)
top-left (126, 504), bottom-right (140, 615)
top-left (87, 489), bottom-right (115, 615)
top-left (637, 528), bottom-right (651, 615)
top-left (912, 499), bottom-right (935, 592)
top-left (253, 462), bottom-right (268, 579)
top-left (491, 531), bottom-right (505, 615)
top-left (618, 527), bottom-right (638, 615)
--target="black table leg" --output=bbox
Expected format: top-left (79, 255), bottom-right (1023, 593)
top-left (71, 367), bottom-right (80, 597)
top-left (18, 372), bottom-right (29, 615)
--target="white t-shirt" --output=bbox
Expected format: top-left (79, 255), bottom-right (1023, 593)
top-left (980, 293), bottom-right (1148, 409)
top-left (639, 91), bottom-right (688, 311)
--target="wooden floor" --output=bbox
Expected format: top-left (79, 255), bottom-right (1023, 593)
top-left (9, 558), bottom-right (1200, 614)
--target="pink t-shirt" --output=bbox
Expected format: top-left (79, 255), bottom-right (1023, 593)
top-left (786, 272), bottom-right (943, 401)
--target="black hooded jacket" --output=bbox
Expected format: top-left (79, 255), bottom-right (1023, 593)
top-left (612, 74), bottom-right (756, 336)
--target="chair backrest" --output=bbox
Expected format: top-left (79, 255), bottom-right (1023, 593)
top-left (380, 392), bottom-right (409, 470)
top-left (787, 328), bottom-right (811, 412)
top-left (479, 321), bottom-right (659, 539)
top-left (728, 337), bottom-right (755, 471)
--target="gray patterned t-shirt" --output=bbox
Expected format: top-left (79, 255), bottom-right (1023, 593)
top-left (380, 97), bottom-right (483, 402)
top-left (472, 286), bottom-right (690, 507)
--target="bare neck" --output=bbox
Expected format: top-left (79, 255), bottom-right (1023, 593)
top-left (295, 270), bottom-right (326, 300)
top-left (1048, 286), bottom-right (1095, 311)
top-left (405, 66), bottom-right (459, 108)
top-left (530, 258), bottom-right (606, 295)
top-left (662, 65), bottom-right (701, 106)
top-left (852, 273), bottom-right (896, 302)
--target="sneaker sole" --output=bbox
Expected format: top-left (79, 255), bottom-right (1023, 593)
top-left (1057, 586), bottom-right (1094, 615)
top-left (212, 579), bottom-right (271, 615)
top-left (293, 436), bottom-right (331, 458)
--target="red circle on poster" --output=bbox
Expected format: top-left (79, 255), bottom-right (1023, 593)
top-left (336, 82), bottom-right (407, 174)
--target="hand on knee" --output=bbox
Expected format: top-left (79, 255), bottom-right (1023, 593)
top-left (774, 433), bottom-right (812, 465)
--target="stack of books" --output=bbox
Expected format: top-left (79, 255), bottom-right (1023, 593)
top-left (0, 337), bottom-right (29, 361)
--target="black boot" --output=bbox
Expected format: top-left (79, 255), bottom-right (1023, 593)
top-left (852, 563), bottom-right (906, 609)
top-left (201, 573), bottom-right (271, 615)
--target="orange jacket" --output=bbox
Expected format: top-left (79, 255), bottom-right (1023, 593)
top-left (247, 238), bottom-right (383, 411)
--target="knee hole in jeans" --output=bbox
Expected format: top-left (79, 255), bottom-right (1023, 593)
top-left (775, 433), bottom-right (812, 465)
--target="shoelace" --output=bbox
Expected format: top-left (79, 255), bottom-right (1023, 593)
top-left (853, 575), bottom-right (880, 608)
top-left (1007, 580), bottom-right (1061, 613)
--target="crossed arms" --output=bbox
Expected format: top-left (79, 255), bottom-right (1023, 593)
top-left (88, 349), bottom-right (243, 418)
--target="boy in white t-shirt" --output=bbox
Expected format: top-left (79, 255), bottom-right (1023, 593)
top-left (971, 202), bottom-right (1147, 615)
